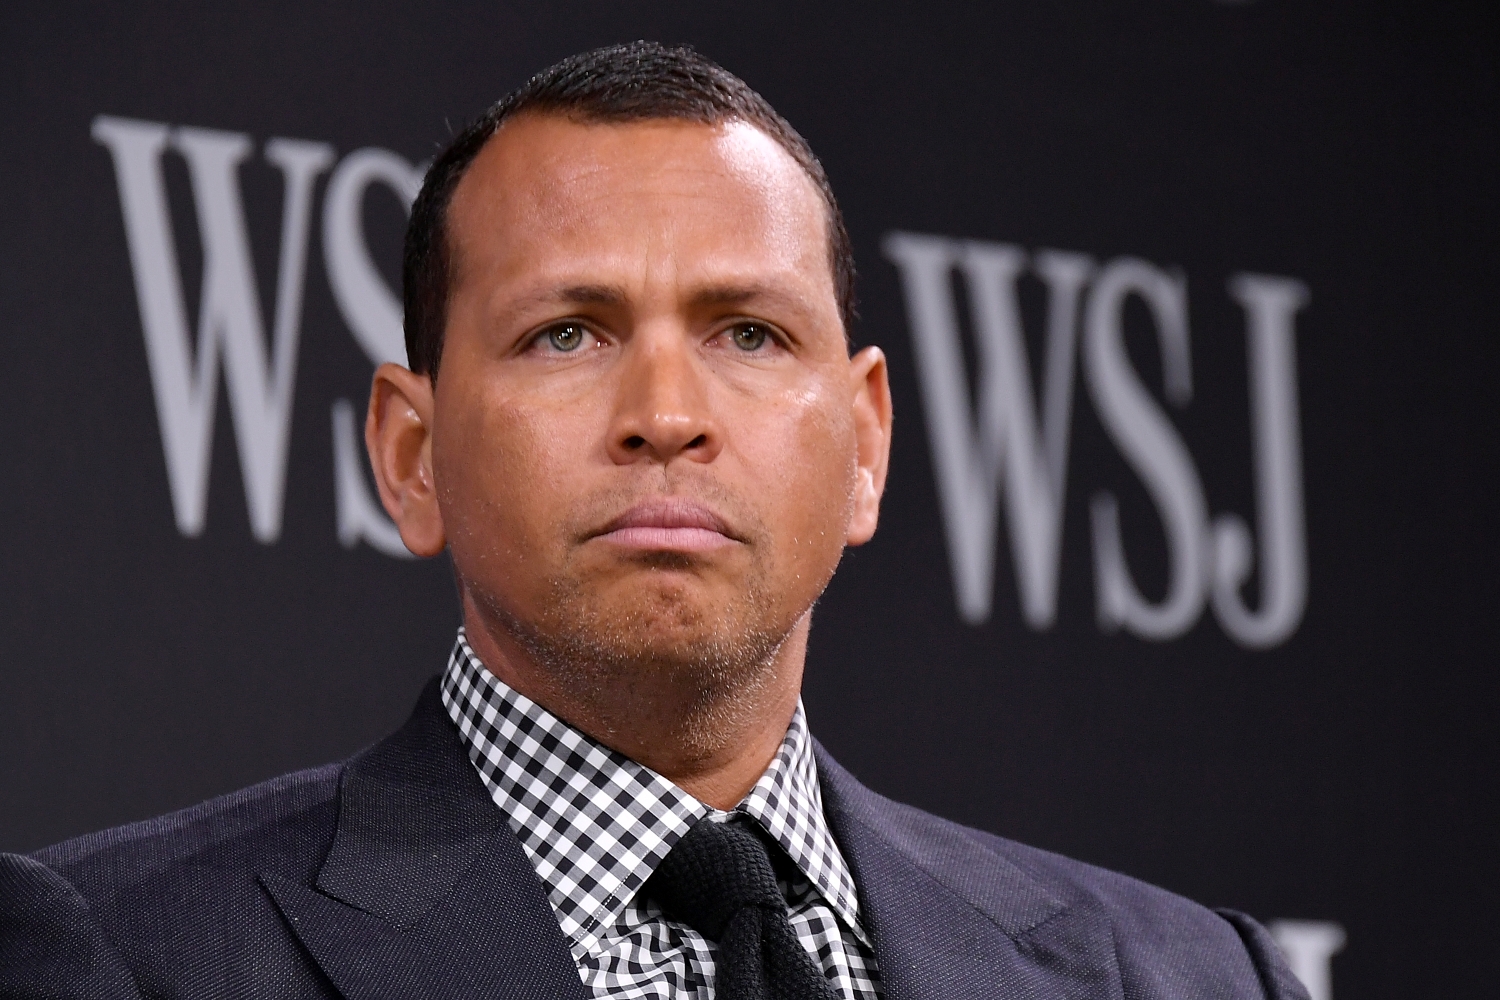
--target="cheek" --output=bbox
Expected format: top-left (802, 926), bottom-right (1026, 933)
top-left (435, 387), bottom-right (581, 558)
top-left (750, 386), bottom-right (857, 566)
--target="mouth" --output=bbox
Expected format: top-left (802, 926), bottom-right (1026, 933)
top-left (590, 497), bottom-right (742, 553)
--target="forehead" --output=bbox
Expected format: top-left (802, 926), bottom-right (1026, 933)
top-left (445, 113), bottom-right (831, 290)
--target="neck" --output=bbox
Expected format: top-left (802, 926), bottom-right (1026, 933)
top-left (460, 595), bottom-right (809, 810)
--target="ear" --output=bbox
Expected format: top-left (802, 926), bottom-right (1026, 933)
top-left (846, 346), bottom-right (893, 546)
top-left (366, 363), bottom-right (446, 558)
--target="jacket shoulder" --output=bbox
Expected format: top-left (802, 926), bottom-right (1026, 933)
top-left (972, 822), bottom-right (1306, 999)
top-left (868, 789), bottom-right (1249, 934)
top-left (818, 749), bottom-right (1306, 1000)
top-left (29, 762), bottom-right (343, 900)
top-left (4, 764), bottom-right (345, 998)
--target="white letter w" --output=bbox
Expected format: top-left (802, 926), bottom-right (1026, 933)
top-left (883, 232), bottom-right (1092, 627)
top-left (92, 116), bottom-right (332, 541)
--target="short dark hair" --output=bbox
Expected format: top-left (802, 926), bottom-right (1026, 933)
top-left (402, 41), bottom-right (856, 379)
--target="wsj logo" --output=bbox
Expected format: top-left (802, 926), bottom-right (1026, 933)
top-left (884, 233), bottom-right (1309, 649)
top-left (88, 116), bottom-right (1309, 646)
top-left (91, 115), bottom-right (412, 557)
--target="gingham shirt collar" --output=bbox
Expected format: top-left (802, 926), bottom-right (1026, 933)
top-left (439, 628), bottom-right (870, 957)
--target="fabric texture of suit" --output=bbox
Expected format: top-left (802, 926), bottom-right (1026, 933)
top-left (0, 679), bottom-right (1309, 1000)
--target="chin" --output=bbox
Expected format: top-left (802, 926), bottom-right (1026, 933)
top-left (599, 568), bottom-right (725, 616)
top-left (574, 585), bottom-right (791, 675)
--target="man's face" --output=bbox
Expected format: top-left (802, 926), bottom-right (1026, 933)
top-left (428, 113), bottom-right (886, 681)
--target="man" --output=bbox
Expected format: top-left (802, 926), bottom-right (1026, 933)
top-left (0, 43), bottom-right (1307, 1000)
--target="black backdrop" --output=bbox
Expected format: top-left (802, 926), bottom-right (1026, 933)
top-left (3, 4), bottom-right (1496, 998)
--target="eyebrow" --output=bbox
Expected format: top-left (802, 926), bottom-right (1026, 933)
top-left (517, 282), bottom-right (808, 314)
top-left (687, 283), bottom-right (795, 310)
top-left (535, 284), bottom-right (628, 307)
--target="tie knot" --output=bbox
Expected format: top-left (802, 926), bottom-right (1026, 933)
top-left (647, 817), bottom-right (785, 942)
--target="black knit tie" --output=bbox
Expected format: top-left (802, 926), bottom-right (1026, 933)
top-left (647, 817), bottom-right (842, 1000)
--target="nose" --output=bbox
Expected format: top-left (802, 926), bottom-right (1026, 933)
top-left (606, 327), bottom-right (723, 466)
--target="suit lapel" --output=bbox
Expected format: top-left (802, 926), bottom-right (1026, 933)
top-left (816, 745), bottom-right (1121, 1000)
top-left (257, 678), bottom-right (1121, 999)
top-left (261, 679), bottom-right (588, 1000)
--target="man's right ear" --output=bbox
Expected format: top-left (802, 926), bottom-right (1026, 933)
top-left (366, 363), bottom-right (447, 558)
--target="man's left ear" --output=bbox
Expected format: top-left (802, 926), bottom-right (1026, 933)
top-left (846, 346), bottom-right (892, 546)
top-left (365, 363), bottom-right (447, 558)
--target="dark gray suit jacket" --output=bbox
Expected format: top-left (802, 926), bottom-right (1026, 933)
top-left (0, 679), bottom-right (1308, 999)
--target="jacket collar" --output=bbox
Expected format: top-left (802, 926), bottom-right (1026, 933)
top-left (259, 677), bottom-right (589, 1000)
top-left (815, 743), bottom-right (1114, 1000)
top-left (258, 677), bottom-right (1101, 1000)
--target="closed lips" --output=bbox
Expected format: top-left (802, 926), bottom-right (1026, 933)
top-left (594, 498), bottom-right (739, 551)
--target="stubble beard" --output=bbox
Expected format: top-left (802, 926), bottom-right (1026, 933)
top-left (471, 548), bottom-right (809, 760)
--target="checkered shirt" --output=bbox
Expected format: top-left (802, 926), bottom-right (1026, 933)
top-left (440, 629), bottom-right (883, 999)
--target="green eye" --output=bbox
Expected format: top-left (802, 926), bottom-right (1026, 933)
top-left (730, 323), bottom-right (769, 351)
top-left (547, 324), bottom-right (587, 352)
